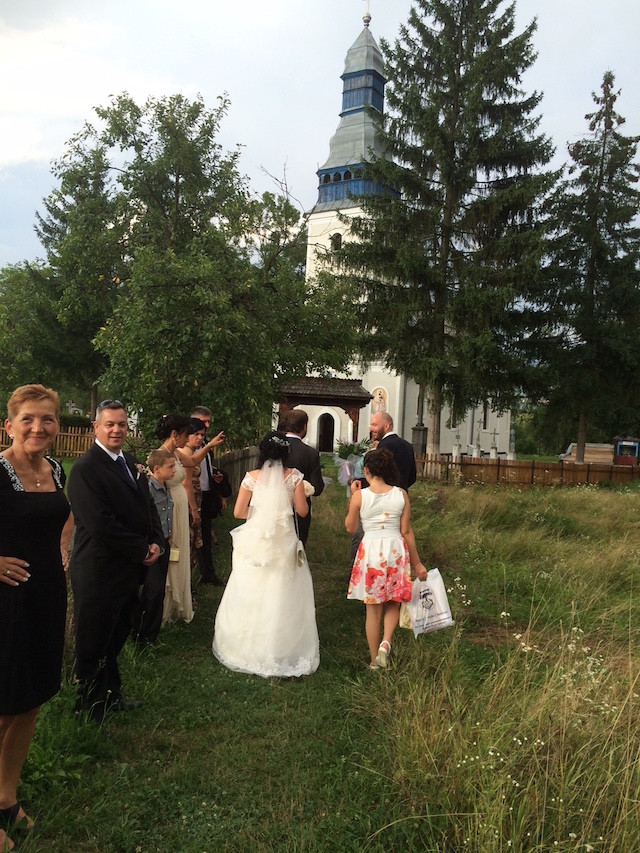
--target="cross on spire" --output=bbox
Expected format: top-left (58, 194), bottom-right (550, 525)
top-left (363, 0), bottom-right (371, 27)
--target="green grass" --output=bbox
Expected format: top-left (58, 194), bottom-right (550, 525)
top-left (14, 469), bottom-right (640, 851)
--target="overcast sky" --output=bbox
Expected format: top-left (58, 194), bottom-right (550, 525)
top-left (1, 0), bottom-right (638, 267)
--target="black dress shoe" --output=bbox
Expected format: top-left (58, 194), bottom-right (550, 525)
top-left (112, 698), bottom-right (143, 711)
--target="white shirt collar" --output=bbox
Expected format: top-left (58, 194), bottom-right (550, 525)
top-left (96, 439), bottom-right (125, 462)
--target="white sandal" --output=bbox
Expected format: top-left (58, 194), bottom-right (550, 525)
top-left (376, 640), bottom-right (391, 668)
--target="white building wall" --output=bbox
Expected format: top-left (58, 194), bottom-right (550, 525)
top-left (303, 204), bottom-right (511, 456)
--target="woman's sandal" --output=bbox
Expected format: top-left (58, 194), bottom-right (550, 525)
top-left (0, 802), bottom-right (35, 834)
top-left (376, 640), bottom-right (391, 669)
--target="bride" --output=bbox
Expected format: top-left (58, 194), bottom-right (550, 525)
top-left (212, 431), bottom-right (320, 677)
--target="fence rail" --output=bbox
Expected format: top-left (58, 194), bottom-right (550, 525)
top-left (415, 454), bottom-right (640, 487)
top-left (0, 426), bottom-right (257, 491)
top-left (0, 426), bottom-right (96, 457)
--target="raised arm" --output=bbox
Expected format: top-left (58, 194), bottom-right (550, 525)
top-left (344, 482), bottom-right (362, 534)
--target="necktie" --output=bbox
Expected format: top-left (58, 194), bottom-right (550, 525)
top-left (115, 455), bottom-right (134, 483)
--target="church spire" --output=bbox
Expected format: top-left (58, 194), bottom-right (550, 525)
top-left (363, 0), bottom-right (371, 28)
top-left (313, 7), bottom-right (387, 211)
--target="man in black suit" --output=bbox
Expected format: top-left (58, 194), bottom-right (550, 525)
top-left (369, 412), bottom-right (417, 490)
top-left (349, 411), bottom-right (417, 566)
top-left (68, 400), bottom-right (164, 723)
top-left (191, 405), bottom-right (227, 586)
top-left (277, 409), bottom-right (325, 547)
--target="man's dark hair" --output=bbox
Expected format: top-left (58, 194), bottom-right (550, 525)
top-left (277, 409), bottom-right (308, 435)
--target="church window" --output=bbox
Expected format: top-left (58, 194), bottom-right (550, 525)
top-left (333, 172), bottom-right (342, 182)
top-left (344, 170), bottom-right (352, 180)
top-left (330, 233), bottom-right (342, 251)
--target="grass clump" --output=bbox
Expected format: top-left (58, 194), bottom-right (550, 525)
top-left (13, 467), bottom-right (640, 851)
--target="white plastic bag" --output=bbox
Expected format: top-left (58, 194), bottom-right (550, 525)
top-left (404, 569), bottom-right (454, 637)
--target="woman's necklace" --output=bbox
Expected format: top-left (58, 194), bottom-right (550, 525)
top-left (7, 450), bottom-right (44, 488)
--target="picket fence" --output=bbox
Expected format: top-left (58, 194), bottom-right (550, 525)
top-left (415, 453), bottom-right (640, 487)
top-left (0, 426), bottom-right (256, 494)
top-left (0, 425), bottom-right (95, 457)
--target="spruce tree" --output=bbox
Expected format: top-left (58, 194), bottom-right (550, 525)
top-left (542, 71), bottom-right (640, 463)
top-left (339, 0), bottom-right (555, 454)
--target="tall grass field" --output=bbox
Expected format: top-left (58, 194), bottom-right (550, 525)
top-left (13, 468), bottom-right (640, 852)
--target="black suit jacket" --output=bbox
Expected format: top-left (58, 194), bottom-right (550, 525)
top-left (285, 435), bottom-right (325, 545)
top-left (68, 443), bottom-right (164, 600)
top-left (378, 433), bottom-right (417, 491)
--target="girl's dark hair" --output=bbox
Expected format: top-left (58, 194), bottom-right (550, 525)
top-left (188, 418), bottom-right (207, 435)
top-left (155, 413), bottom-right (192, 440)
top-left (257, 430), bottom-right (290, 467)
top-left (363, 448), bottom-right (401, 486)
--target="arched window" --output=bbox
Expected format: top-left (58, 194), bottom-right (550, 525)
top-left (330, 233), bottom-right (342, 252)
top-left (323, 174), bottom-right (330, 184)
top-left (333, 172), bottom-right (342, 182)
top-left (344, 170), bottom-right (352, 180)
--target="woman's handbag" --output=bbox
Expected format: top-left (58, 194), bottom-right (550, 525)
top-left (169, 545), bottom-right (180, 562)
top-left (402, 569), bottom-right (454, 637)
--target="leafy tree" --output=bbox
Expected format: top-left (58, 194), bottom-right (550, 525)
top-left (337, 0), bottom-right (555, 453)
top-left (541, 71), bottom-right (640, 462)
top-left (0, 263), bottom-right (91, 409)
top-left (36, 93), bottom-right (356, 442)
top-left (35, 144), bottom-right (126, 413)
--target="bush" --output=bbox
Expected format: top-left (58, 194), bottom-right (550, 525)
top-left (59, 413), bottom-right (92, 428)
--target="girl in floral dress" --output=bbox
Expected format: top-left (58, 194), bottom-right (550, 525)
top-left (346, 448), bottom-right (427, 669)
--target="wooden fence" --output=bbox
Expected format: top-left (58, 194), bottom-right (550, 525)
top-left (415, 454), bottom-right (640, 487)
top-left (0, 425), bottom-right (257, 491)
top-left (0, 426), bottom-right (95, 457)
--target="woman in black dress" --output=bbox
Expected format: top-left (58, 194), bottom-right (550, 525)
top-left (0, 385), bottom-right (72, 851)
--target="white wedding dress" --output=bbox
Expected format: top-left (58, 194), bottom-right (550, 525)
top-left (212, 463), bottom-right (320, 677)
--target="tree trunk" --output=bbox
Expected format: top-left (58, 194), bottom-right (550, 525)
top-left (426, 380), bottom-right (442, 456)
top-left (90, 383), bottom-right (100, 420)
top-left (575, 410), bottom-right (588, 464)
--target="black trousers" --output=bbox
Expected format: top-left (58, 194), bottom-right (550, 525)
top-left (73, 581), bottom-right (138, 722)
top-left (198, 490), bottom-right (220, 582)
top-left (134, 539), bottom-right (170, 644)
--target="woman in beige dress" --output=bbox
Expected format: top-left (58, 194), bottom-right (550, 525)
top-left (155, 415), bottom-right (224, 624)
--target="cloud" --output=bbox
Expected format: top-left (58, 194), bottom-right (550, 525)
top-left (0, 16), bottom-right (178, 167)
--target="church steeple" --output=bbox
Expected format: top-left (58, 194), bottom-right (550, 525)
top-left (313, 8), bottom-right (387, 210)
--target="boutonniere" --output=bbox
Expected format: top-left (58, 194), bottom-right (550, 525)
top-left (135, 463), bottom-right (147, 480)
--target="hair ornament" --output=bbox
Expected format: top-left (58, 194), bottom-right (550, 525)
top-left (271, 435), bottom-right (289, 448)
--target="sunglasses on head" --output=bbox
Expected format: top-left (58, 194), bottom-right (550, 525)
top-left (97, 399), bottom-right (125, 412)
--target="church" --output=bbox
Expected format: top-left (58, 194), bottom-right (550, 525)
top-left (281, 7), bottom-right (512, 459)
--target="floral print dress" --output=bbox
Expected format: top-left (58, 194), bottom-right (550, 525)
top-left (347, 486), bottom-right (412, 604)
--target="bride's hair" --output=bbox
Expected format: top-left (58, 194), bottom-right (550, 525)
top-left (155, 413), bottom-right (191, 440)
top-left (363, 448), bottom-right (401, 486)
top-left (257, 430), bottom-right (290, 467)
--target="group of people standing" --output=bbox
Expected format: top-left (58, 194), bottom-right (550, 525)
top-left (135, 410), bottom-right (227, 646)
top-left (0, 385), bottom-right (425, 852)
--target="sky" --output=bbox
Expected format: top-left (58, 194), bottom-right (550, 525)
top-left (1, 0), bottom-right (639, 268)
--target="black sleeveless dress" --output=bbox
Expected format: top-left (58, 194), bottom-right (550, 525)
top-left (0, 456), bottom-right (70, 714)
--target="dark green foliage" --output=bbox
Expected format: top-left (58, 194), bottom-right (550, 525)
top-left (337, 0), bottom-right (555, 450)
top-left (0, 263), bottom-right (94, 405)
top-left (539, 72), bottom-right (640, 461)
top-left (32, 94), bottom-right (355, 442)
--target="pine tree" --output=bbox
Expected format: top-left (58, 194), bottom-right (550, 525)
top-left (542, 71), bottom-right (640, 463)
top-left (339, 0), bottom-right (555, 454)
